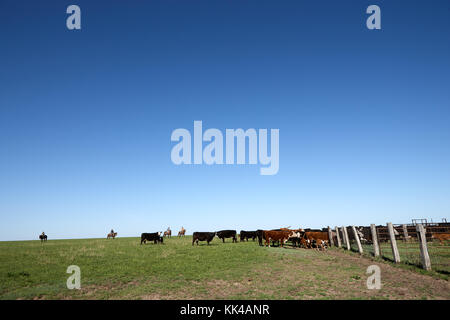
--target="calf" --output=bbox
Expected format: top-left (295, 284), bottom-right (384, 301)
top-left (140, 232), bottom-right (163, 245)
top-left (239, 230), bottom-right (257, 242)
top-left (310, 239), bottom-right (328, 251)
top-left (192, 232), bottom-right (216, 245)
top-left (216, 230), bottom-right (237, 243)
top-left (302, 231), bottom-right (329, 250)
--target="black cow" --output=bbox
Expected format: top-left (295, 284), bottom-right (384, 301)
top-left (289, 237), bottom-right (301, 247)
top-left (192, 232), bottom-right (216, 245)
top-left (239, 230), bottom-right (257, 242)
top-left (216, 230), bottom-right (237, 243)
top-left (140, 232), bottom-right (163, 245)
top-left (256, 229), bottom-right (264, 246)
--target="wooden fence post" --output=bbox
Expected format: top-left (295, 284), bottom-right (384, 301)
top-left (402, 224), bottom-right (409, 242)
top-left (416, 223), bottom-right (431, 271)
top-left (351, 226), bottom-right (363, 254)
top-left (387, 222), bottom-right (401, 263)
top-left (335, 226), bottom-right (342, 248)
top-left (340, 227), bottom-right (346, 248)
top-left (327, 226), bottom-right (334, 247)
top-left (342, 226), bottom-right (351, 250)
top-left (370, 224), bottom-right (380, 257)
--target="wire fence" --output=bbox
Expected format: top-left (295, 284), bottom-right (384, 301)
top-left (332, 223), bottom-right (450, 275)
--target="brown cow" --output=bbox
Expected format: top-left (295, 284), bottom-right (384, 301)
top-left (432, 233), bottom-right (450, 244)
top-left (263, 230), bottom-right (293, 247)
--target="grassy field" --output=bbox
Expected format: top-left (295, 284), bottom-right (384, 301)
top-left (0, 236), bottom-right (449, 300)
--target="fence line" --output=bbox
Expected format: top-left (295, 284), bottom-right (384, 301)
top-left (327, 221), bottom-right (450, 273)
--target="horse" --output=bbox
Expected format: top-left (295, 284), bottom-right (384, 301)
top-left (39, 234), bottom-right (47, 242)
top-left (107, 232), bottom-right (117, 239)
top-left (163, 228), bottom-right (172, 238)
top-left (178, 227), bottom-right (186, 237)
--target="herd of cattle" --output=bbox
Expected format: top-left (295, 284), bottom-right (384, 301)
top-left (39, 223), bottom-right (450, 246)
top-left (140, 227), bottom-right (332, 250)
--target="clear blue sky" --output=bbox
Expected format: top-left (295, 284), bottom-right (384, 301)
top-left (1, 1), bottom-right (449, 241)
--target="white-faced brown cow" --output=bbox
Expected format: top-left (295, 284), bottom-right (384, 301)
top-left (262, 230), bottom-right (291, 247)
